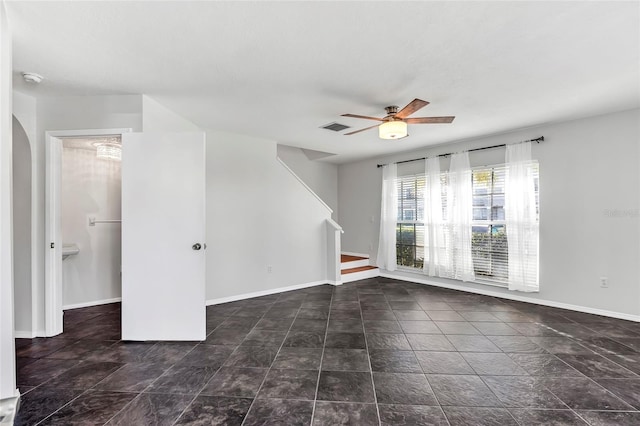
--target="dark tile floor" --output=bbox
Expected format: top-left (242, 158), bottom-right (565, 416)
top-left (14, 277), bottom-right (640, 425)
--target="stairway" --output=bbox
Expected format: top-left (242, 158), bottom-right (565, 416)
top-left (341, 254), bottom-right (379, 283)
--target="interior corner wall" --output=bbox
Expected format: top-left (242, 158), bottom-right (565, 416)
top-left (207, 130), bottom-right (330, 302)
top-left (13, 91), bottom-right (36, 146)
top-left (30, 95), bottom-right (142, 333)
top-left (0, 0), bottom-right (17, 398)
top-left (276, 144), bottom-right (338, 219)
top-left (338, 108), bottom-right (640, 318)
top-left (142, 95), bottom-right (202, 132)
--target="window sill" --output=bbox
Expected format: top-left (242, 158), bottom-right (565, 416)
top-left (395, 266), bottom-right (508, 289)
top-left (471, 278), bottom-right (508, 289)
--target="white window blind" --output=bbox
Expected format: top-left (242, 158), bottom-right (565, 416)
top-left (471, 166), bottom-right (507, 283)
top-left (394, 162), bottom-right (539, 286)
top-left (471, 163), bottom-right (539, 285)
top-left (396, 175), bottom-right (425, 269)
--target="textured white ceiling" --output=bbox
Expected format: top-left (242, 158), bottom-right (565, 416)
top-left (7, 1), bottom-right (640, 163)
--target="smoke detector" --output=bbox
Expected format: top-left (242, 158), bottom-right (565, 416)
top-left (22, 72), bottom-right (43, 84)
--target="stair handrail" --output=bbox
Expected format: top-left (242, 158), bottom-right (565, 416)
top-left (326, 218), bottom-right (344, 234)
top-left (276, 157), bottom-right (333, 214)
top-left (326, 218), bottom-right (342, 284)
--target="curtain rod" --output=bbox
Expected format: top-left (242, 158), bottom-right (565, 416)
top-left (376, 136), bottom-right (544, 168)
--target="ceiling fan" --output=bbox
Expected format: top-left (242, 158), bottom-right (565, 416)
top-left (342, 98), bottom-right (455, 140)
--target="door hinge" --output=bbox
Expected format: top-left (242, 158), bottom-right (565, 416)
top-left (50, 242), bottom-right (54, 249)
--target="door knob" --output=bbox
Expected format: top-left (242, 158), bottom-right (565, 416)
top-left (192, 243), bottom-right (202, 251)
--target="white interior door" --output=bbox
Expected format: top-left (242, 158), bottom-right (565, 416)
top-left (45, 136), bottom-right (63, 336)
top-left (121, 132), bottom-right (206, 341)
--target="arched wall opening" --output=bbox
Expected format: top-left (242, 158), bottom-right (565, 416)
top-left (12, 115), bottom-right (32, 334)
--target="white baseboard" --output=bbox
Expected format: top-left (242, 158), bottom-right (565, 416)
top-left (206, 280), bottom-right (329, 306)
top-left (63, 297), bottom-right (122, 311)
top-left (380, 272), bottom-right (640, 323)
top-left (0, 392), bottom-right (20, 422)
top-left (343, 268), bottom-right (380, 283)
top-left (327, 280), bottom-right (343, 286)
top-left (14, 330), bottom-right (37, 339)
top-left (341, 251), bottom-right (370, 258)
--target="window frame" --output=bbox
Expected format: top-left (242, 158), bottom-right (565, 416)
top-left (393, 161), bottom-right (540, 288)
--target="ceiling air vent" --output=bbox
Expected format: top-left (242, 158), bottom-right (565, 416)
top-left (320, 122), bottom-right (350, 132)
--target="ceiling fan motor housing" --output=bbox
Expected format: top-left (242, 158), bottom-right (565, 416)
top-left (385, 106), bottom-right (399, 117)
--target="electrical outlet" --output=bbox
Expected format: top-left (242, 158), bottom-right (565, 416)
top-left (267, 265), bottom-right (273, 273)
top-left (600, 277), bottom-right (609, 288)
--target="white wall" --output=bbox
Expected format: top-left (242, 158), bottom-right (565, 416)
top-left (142, 95), bottom-right (201, 132)
top-left (12, 92), bottom-right (36, 148)
top-left (27, 95), bottom-right (142, 333)
top-left (276, 144), bottom-right (338, 219)
top-left (339, 108), bottom-right (640, 318)
top-left (12, 91), bottom-right (36, 337)
top-left (12, 117), bottom-right (31, 334)
top-left (61, 146), bottom-right (121, 308)
top-left (0, 0), bottom-right (17, 398)
top-left (139, 99), bottom-right (332, 302)
top-left (207, 131), bottom-right (331, 301)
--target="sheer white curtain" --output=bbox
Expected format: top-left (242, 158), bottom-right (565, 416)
top-left (376, 163), bottom-right (398, 271)
top-left (444, 152), bottom-right (475, 282)
top-left (423, 157), bottom-right (447, 277)
top-left (505, 142), bottom-right (539, 292)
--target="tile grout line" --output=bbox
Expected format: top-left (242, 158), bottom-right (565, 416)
top-left (402, 288), bottom-right (507, 424)
top-left (239, 297), bottom-right (307, 426)
top-left (309, 289), bottom-right (335, 425)
top-left (33, 340), bottom-right (133, 425)
top-left (171, 304), bottom-right (254, 425)
top-left (78, 338), bottom-right (175, 420)
top-left (532, 377), bottom-right (601, 425)
top-left (403, 294), bottom-right (453, 426)
top-left (363, 281), bottom-right (383, 426)
top-left (18, 359), bottom-right (82, 424)
top-left (473, 321), bottom-right (639, 423)
top-left (91, 312), bottom-right (212, 425)
top-left (34, 388), bottom-right (92, 426)
top-left (19, 286), bottom-right (640, 425)
top-left (88, 363), bottom-right (150, 425)
top-left (539, 363), bottom-right (638, 413)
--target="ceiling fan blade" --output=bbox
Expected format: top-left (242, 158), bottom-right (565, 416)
top-left (344, 124), bottom-right (380, 135)
top-left (341, 114), bottom-right (384, 121)
top-left (395, 98), bottom-right (430, 119)
top-left (405, 116), bottom-right (455, 124)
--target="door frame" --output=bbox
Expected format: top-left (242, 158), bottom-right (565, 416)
top-left (44, 128), bottom-right (131, 336)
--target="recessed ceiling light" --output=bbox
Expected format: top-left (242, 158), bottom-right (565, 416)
top-left (22, 72), bottom-right (43, 84)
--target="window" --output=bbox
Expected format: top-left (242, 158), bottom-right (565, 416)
top-left (471, 166), bottom-right (508, 282)
top-left (396, 175), bottom-right (425, 269)
top-left (472, 163), bottom-right (539, 284)
top-left (394, 162), bottom-right (539, 286)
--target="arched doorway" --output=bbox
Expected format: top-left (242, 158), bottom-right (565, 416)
top-left (12, 115), bottom-right (32, 335)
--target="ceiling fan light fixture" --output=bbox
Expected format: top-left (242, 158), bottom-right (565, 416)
top-left (379, 120), bottom-right (407, 140)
